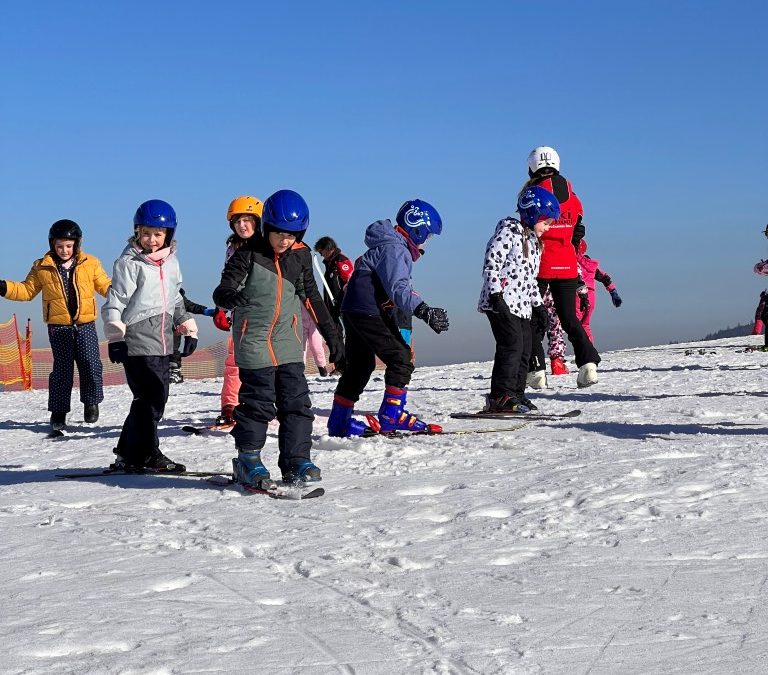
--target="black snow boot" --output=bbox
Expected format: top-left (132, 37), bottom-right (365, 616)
top-left (84, 404), bottom-right (99, 423)
top-left (50, 412), bottom-right (66, 432)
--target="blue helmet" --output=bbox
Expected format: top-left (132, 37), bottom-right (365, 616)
top-left (134, 199), bottom-right (177, 237)
top-left (261, 189), bottom-right (309, 241)
top-left (517, 186), bottom-right (560, 227)
top-left (395, 199), bottom-right (442, 245)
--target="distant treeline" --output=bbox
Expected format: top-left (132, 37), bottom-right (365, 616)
top-left (701, 323), bottom-right (753, 341)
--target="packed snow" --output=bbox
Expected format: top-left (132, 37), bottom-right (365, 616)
top-left (2, 336), bottom-right (768, 674)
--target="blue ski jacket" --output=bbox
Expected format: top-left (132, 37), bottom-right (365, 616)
top-left (341, 220), bottom-right (424, 319)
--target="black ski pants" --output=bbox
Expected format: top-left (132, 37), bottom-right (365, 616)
top-left (533, 278), bottom-right (600, 368)
top-left (231, 362), bottom-right (313, 474)
top-left (116, 355), bottom-right (170, 463)
top-left (47, 322), bottom-right (104, 413)
top-left (486, 309), bottom-right (532, 400)
top-left (335, 312), bottom-right (414, 402)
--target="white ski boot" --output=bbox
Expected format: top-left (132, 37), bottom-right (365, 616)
top-left (577, 362), bottom-right (598, 388)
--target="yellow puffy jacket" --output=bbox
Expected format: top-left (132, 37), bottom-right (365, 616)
top-left (4, 251), bottom-right (111, 325)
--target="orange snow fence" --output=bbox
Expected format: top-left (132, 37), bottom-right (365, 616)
top-left (0, 315), bottom-right (32, 390)
top-left (23, 338), bottom-right (357, 390)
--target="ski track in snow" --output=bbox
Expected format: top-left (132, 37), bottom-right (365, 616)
top-left (2, 336), bottom-right (768, 672)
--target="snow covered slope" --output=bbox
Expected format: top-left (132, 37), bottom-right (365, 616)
top-left (2, 337), bottom-right (768, 673)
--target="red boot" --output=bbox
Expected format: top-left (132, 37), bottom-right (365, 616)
top-left (550, 357), bottom-right (569, 375)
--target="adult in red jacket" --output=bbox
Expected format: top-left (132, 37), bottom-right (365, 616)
top-left (524, 146), bottom-right (599, 388)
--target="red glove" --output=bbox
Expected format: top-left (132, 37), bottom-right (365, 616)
top-left (213, 309), bottom-right (232, 332)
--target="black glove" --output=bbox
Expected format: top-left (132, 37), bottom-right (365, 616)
top-left (181, 336), bottom-right (198, 357)
top-left (0, 280), bottom-right (6, 296)
top-left (531, 303), bottom-right (548, 332)
top-left (414, 302), bottom-right (449, 334)
top-left (577, 287), bottom-right (590, 313)
top-left (328, 340), bottom-right (345, 365)
top-left (609, 289), bottom-right (622, 308)
top-left (488, 292), bottom-right (507, 314)
top-left (108, 341), bottom-right (128, 364)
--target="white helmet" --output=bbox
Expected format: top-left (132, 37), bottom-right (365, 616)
top-left (527, 146), bottom-right (560, 174)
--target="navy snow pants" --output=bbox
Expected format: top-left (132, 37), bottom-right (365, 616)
top-left (47, 322), bottom-right (104, 414)
top-left (231, 362), bottom-right (314, 475)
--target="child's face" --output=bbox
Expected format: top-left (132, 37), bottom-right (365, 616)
top-left (268, 231), bottom-right (297, 254)
top-left (53, 239), bottom-right (76, 262)
top-left (232, 215), bottom-right (257, 240)
top-left (137, 227), bottom-right (167, 253)
top-left (534, 218), bottom-right (553, 238)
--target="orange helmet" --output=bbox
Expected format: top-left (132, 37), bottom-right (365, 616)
top-left (226, 196), bottom-right (263, 222)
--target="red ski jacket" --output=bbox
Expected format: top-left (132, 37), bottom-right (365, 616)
top-left (532, 174), bottom-right (583, 279)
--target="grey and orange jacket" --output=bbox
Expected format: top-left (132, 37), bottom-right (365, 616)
top-left (213, 236), bottom-right (338, 370)
top-left (2, 250), bottom-right (111, 325)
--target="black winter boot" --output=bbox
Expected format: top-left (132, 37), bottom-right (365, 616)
top-left (84, 404), bottom-right (99, 423)
top-left (50, 412), bottom-right (66, 432)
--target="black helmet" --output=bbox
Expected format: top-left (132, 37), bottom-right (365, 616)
top-left (49, 219), bottom-right (83, 256)
top-left (49, 219), bottom-right (82, 242)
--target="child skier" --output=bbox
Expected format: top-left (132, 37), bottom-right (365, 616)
top-left (212, 195), bottom-right (342, 427)
top-left (0, 219), bottom-right (111, 432)
top-left (327, 199), bottom-right (449, 437)
top-left (211, 196), bottom-right (264, 426)
top-left (102, 199), bottom-right (198, 472)
top-left (213, 189), bottom-right (342, 486)
top-left (478, 186), bottom-right (559, 413)
top-left (574, 239), bottom-right (622, 342)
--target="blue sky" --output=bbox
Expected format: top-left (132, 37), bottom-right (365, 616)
top-left (1, 1), bottom-right (767, 365)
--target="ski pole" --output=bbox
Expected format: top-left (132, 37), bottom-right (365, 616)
top-left (312, 253), bottom-right (336, 304)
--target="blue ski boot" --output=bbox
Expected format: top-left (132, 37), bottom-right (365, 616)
top-left (377, 386), bottom-right (441, 433)
top-left (232, 450), bottom-right (272, 488)
top-left (327, 395), bottom-right (370, 437)
top-left (282, 460), bottom-right (322, 484)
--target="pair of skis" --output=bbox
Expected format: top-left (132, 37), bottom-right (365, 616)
top-left (55, 467), bottom-right (324, 499)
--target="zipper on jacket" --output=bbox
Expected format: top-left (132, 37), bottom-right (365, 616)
top-left (266, 254), bottom-right (283, 366)
top-left (159, 264), bottom-right (168, 353)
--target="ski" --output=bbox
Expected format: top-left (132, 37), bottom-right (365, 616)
top-left (182, 423), bottom-right (235, 435)
top-left (56, 469), bottom-right (228, 479)
top-left (363, 423), bottom-right (531, 438)
top-left (206, 475), bottom-right (324, 499)
top-left (450, 409), bottom-right (581, 421)
top-left (354, 422), bottom-right (530, 439)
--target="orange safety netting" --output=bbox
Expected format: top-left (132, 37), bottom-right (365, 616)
top-left (0, 315), bottom-right (32, 390)
top-left (25, 339), bottom-right (334, 389)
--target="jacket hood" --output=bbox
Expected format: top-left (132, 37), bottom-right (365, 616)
top-left (363, 219), bottom-right (404, 250)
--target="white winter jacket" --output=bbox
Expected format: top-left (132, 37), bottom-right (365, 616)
top-left (102, 238), bottom-right (197, 356)
top-left (477, 218), bottom-right (543, 319)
